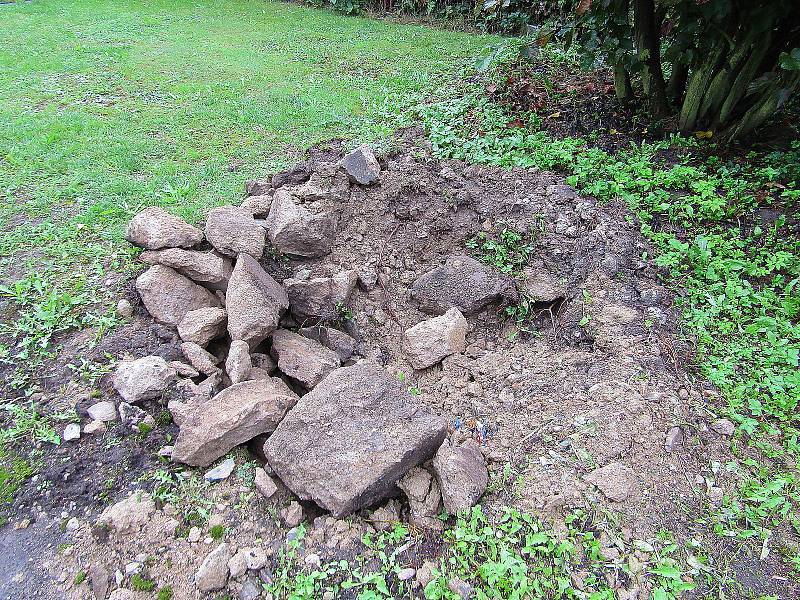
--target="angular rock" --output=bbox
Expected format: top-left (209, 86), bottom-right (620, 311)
top-left (265, 189), bottom-right (336, 258)
top-left (172, 378), bottom-right (298, 467)
top-left (264, 361), bottom-right (447, 517)
top-left (88, 563), bottom-right (110, 600)
top-left (520, 265), bottom-right (565, 303)
top-left (711, 418), bottom-right (735, 436)
top-left (416, 561), bottom-right (437, 589)
top-left (227, 550), bottom-right (247, 579)
top-left (339, 144), bottom-right (380, 185)
top-left (582, 461), bottom-right (637, 502)
top-left (239, 579), bottom-right (261, 600)
top-left (181, 342), bottom-right (221, 376)
top-left (664, 426), bottom-right (684, 452)
top-left (282, 501), bottom-right (304, 527)
top-left (87, 401), bottom-right (117, 422)
top-left (195, 543), bottom-right (230, 593)
top-left (398, 568), bottom-right (416, 581)
top-left (448, 578), bottom-right (474, 600)
top-left (403, 308), bottom-right (467, 369)
top-left (204, 458), bottom-right (235, 482)
top-left (270, 330), bottom-right (340, 389)
top-left (245, 367), bottom-right (270, 382)
top-left (226, 340), bottom-right (252, 384)
top-left (398, 467), bottom-right (442, 530)
top-left (63, 423), bottom-right (81, 442)
top-left (96, 492), bottom-right (155, 536)
top-left (226, 254), bottom-right (289, 347)
top-left (369, 500), bottom-right (401, 531)
top-left (205, 206), bottom-right (265, 258)
top-left (243, 547), bottom-right (267, 571)
top-left (432, 439), bottom-right (488, 514)
top-left (245, 178), bottom-right (271, 196)
top-left (84, 420), bottom-right (107, 435)
top-left (171, 361), bottom-right (200, 378)
top-left (139, 248), bottom-right (232, 290)
top-left (240, 194), bottom-right (272, 217)
top-left (411, 255), bottom-right (519, 315)
top-left (136, 265), bottom-right (221, 327)
top-left (254, 468), bottom-right (277, 498)
top-left (298, 325), bottom-right (356, 362)
top-left (285, 270), bottom-right (357, 322)
top-left (112, 356), bottom-right (177, 404)
top-left (125, 207), bottom-right (203, 250)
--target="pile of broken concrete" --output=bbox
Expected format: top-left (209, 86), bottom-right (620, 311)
top-left (108, 145), bottom-right (493, 523)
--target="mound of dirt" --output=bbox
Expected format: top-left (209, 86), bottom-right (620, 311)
top-left (3, 129), bottom-right (793, 599)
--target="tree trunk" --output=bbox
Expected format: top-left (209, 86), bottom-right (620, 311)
top-left (716, 31), bottom-right (773, 127)
top-left (721, 72), bottom-right (800, 140)
top-left (633, 0), bottom-right (668, 116)
top-left (678, 45), bottom-right (725, 133)
top-left (666, 62), bottom-right (688, 104)
top-left (614, 62), bottom-right (633, 100)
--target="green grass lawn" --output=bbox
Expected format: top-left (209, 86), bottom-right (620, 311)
top-left (0, 0), bottom-right (494, 281)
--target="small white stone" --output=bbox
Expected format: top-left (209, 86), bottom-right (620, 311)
top-left (63, 423), bottom-right (81, 442)
top-left (204, 458), bottom-right (235, 482)
top-left (87, 401), bottom-right (117, 422)
top-left (397, 567), bottom-right (416, 581)
top-left (188, 527), bottom-right (202, 543)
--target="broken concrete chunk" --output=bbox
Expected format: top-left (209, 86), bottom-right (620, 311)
top-left (432, 439), bottom-right (488, 514)
top-left (270, 329), bottom-right (341, 389)
top-left (205, 206), bottom-right (265, 258)
top-left (403, 307), bottom-right (467, 369)
top-left (265, 189), bottom-right (336, 258)
top-left (264, 361), bottom-right (447, 517)
top-left (285, 270), bottom-right (357, 322)
top-left (582, 461), bottom-right (637, 502)
top-left (125, 207), bottom-right (203, 250)
top-left (339, 144), bottom-right (380, 185)
top-left (113, 356), bottom-right (177, 404)
top-left (172, 378), bottom-right (298, 467)
top-left (177, 307), bottom-right (227, 347)
top-left (225, 254), bottom-right (289, 347)
top-left (135, 265), bottom-right (221, 327)
top-left (411, 255), bottom-right (519, 315)
top-left (139, 248), bottom-right (232, 290)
